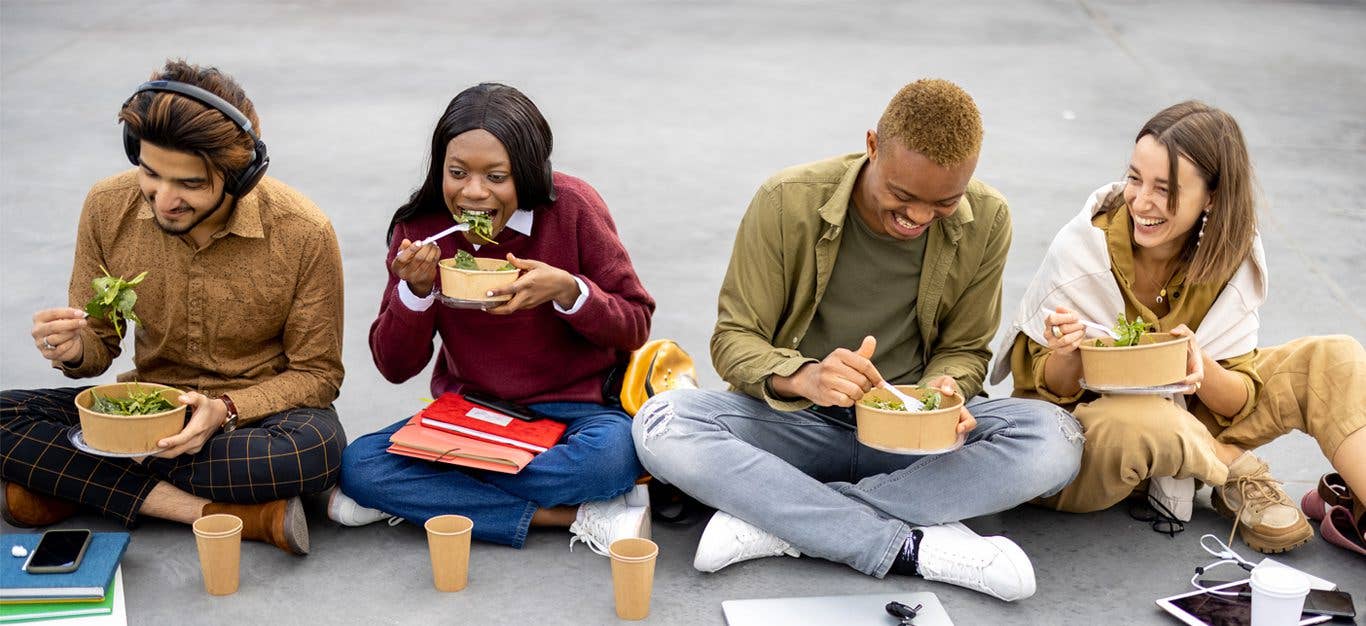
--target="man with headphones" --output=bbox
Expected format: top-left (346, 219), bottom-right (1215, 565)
top-left (0, 59), bottom-right (346, 556)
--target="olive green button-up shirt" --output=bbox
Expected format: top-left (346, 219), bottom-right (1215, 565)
top-left (57, 170), bottom-right (345, 424)
top-left (712, 153), bottom-right (1013, 412)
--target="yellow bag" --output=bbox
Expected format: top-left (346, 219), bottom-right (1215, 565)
top-left (619, 339), bottom-right (699, 416)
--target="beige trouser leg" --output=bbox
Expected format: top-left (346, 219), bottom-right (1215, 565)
top-left (1040, 394), bottom-right (1229, 513)
top-left (1213, 335), bottom-right (1366, 460)
top-left (1043, 335), bottom-right (1366, 513)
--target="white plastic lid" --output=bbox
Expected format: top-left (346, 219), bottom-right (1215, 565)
top-left (1250, 566), bottom-right (1311, 597)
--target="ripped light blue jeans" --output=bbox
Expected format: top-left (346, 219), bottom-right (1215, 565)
top-left (631, 389), bottom-right (1083, 577)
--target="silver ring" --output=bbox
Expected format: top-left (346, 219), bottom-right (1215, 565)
top-left (1052, 325), bottom-right (1062, 339)
top-left (41, 336), bottom-right (55, 351)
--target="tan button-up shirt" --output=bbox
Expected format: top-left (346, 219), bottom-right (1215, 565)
top-left (58, 170), bottom-right (345, 423)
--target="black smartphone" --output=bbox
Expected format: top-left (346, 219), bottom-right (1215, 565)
top-left (463, 391), bottom-right (546, 422)
top-left (22, 529), bottom-right (92, 574)
top-left (1197, 579), bottom-right (1356, 619)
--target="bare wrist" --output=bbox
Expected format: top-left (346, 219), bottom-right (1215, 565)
top-left (554, 273), bottom-right (581, 308)
top-left (768, 365), bottom-right (810, 401)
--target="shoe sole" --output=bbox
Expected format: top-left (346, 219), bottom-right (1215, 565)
top-left (284, 497), bottom-right (310, 556)
top-left (1212, 491), bottom-right (1313, 554)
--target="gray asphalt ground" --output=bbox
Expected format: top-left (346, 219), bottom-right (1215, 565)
top-left (2, 1), bottom-right (1364, 624)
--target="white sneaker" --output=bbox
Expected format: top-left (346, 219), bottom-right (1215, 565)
top-left (1149, 476), bottom-right (1195, 522)
top-left (326, 487), bottom-right (402, 527)
top-left (624, 483), bottom-right (650, 508)
top-left (569, 493), bottom-right (651, 556)
top-left (912, 522), bottom-right (1036, 602)
top-left (693, 510), bottom-right (801, 573)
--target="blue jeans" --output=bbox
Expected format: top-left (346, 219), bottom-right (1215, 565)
top-left (632, 390), bottom-right (1083, 577)
top-left (340, 402), bottom-right (642, 548)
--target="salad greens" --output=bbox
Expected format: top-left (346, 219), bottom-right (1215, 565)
top-left (85, 265), bottom-right (146, 339)
top-left (451, 249), bottom-right (515, 272)
top-left (861, 388), bottom-right (942, 412)
top-left (89, 384), bottom-right (177, 415)
top-left (1099, 314), bottom-right (1153, 348)
top-left (455, 210), bottom-right (497, 244)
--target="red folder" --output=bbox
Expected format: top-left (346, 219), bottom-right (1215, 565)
top-left (388, 416), bottom-right (534, 474)
top-left (419, 393), bottom-right (566, 453)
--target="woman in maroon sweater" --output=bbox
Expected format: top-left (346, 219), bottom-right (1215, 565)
top-left (329, 83), bottom-right (656, 551)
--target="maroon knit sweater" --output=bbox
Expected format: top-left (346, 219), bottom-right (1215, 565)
top-left (369, 173), bottom-right (655, 404)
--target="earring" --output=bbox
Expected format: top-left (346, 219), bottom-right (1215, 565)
top-left (1196, 212), bottom-right (1208, 247)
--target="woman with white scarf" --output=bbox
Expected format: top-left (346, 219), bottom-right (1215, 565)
top-left (990, 101), bottom-right (1365, 556)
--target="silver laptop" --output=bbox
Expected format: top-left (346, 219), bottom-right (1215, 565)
top-left (722, 592), bottom-right (953, 626)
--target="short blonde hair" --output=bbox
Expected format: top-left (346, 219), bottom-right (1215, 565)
top-left (876, 79), bottom-right (983, 167)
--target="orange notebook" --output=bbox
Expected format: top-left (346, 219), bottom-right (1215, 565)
top-left (388, 416), bottom-right (534, 474)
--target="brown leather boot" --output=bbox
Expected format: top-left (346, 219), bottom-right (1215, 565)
top-left (201, 497), bottom-right (309, 556)
top-left (1, 481), bottom-right (78, 528)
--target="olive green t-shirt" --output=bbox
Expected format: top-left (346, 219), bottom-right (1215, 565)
top-left (798, 204), bottom-right (927, 385)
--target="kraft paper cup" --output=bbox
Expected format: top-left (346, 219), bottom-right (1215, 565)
top-left (193, 514), bottom-right (243, 596)
top-left (609, 537), bottom-right (658, 620)
top-left (437, 257), bottom-right (518, 302)
top-left (1250, 566), bottom-right (1310, 626)
top-left (425, 515), bottom-right (473, 592)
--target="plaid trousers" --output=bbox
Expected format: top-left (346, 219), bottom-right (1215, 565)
top-left (1, 387), bottom-right (346, 526)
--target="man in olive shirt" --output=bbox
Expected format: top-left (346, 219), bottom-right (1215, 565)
top-left (0, 60), bottom-right (345, 555)
top-left (633, 80), bottom-right (1082, 601)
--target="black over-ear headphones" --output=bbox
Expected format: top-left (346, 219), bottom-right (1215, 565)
top-left (122, 80), bottom-right (270, 197)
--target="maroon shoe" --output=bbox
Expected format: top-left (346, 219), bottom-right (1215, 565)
top-left (1300, 473), bottom-right (1353, 522)
top-left (1, 481), bottom-right (78, 528)
top-left (1320, 503), bottom-right (1366, 557)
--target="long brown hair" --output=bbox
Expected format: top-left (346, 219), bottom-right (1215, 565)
top-left (118, 59), bottom-right (261, 188)
top-left (1111, 101), bottom-right (1257, 284)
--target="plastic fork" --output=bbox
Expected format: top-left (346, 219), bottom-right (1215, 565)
top-left (1080, 320), bottom-right (1122, 340)
top-left (878, 381), bottom-right (925, 411)
top-left (414, 222), bottom-right (471, 248)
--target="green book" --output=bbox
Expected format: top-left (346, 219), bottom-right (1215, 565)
top-left (0, 569), bottom-right (117, 624)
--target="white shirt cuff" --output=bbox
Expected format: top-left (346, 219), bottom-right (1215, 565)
top-left (554, 276), bottom-right (590, 315)
top-left (397, 280), bottom-right (436, 312)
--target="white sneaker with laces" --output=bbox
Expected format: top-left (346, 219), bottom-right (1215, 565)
top-left (1149, 476), bottom-right (1196, 522)
top-left (569, 491), bottom-right (651, 556)
top-left (912, 522), bottom-right (1036, 602)
top-left (326, 487), bottom-right (402, 527)
top-left (692, 510), bottom-right (801, 573)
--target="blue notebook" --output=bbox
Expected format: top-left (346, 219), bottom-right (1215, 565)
top-left (0, 533), bottom-right (129, 601)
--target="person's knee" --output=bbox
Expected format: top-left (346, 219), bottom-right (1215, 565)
top-left (1008, 402), bottom-right (1085, 495)
top-left (1312, 335), bottom-right (1364, 361)
top-left (1079, 398), bottom-right (1188, 450)
top-left (632, 389), bottom-right (713, 477)
top-left (286, 410), bottom-right (346, 478)
top-left (337, 429), bottom-right (399, 497)
top-left (574, 420), bottom-right (643, 489)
